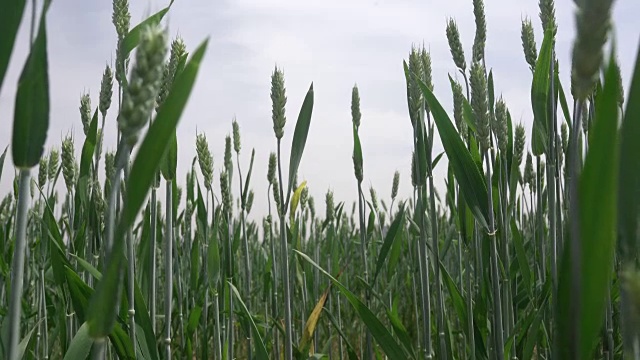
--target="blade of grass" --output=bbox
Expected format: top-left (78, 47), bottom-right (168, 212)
top-left (286, 83), bottom-right (314, 206)
top-left (557, 48), bottom-right (620, 359)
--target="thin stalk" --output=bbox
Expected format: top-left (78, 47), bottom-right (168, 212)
top-left (41, 267), bottom-right (49, 359)
top-left (235, 153), bottom-right (252, 359)
top-left (605, 286), bottom-right (614, 359)
top-left (124, 153), bottom-right (136, 347)
top-left (92, 142), bottom-right (129, 360)
top-left (149, 188), bottom-right (157, 331)
top-left (485, 151), bottom-right (504, 360)
top-left (408, 211), bottom-right (421, 353)
top-left (202, 190), bottom-right (211, 360)
top-left (174, 238), bottom-right (185, 355)
top-left (356, 184), bottom-right (373, 359)
top-left (164, 180), bottom-right (173, 360)
top-left (547, 49), bottom-right (558, 312)
top-left (467, 245), bottom-right (476, 360)
top-left (426, 111), bottom-right (446, 360)
top-left (536, 157), bottom-right (545, 283)
top-left (311, 219), bottom-right (319, 352)
top-left (225, 206), bottom-right (234, 360)
top-left (214, 289), bottom-right (222, 360)
top-left (417, 184), bottom-right (433, 359)
top-left (567, 99), bottom-right (584, 358)
top-left (6, 169), bottom-right (31, 360)
top-left (267, 185), bottom-right (280, 360)
top-left (276, 139), bottom-right (293, 360)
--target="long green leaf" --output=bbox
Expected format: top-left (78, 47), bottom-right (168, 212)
top-left (160, 132), bottom-right (178, 181)
top-left (0, 145), bottom-right (8, 183)
top-left (12, 0), bottom-right (51, 168)
top-left (412, 63), bottom-right (489, 230)
top-left (121, 4), bottom-right (172, 57)
top-left (557, 49), bottom-right (620, 359)
top-left (617, 41), bottom-right (640, 261)
top-left (87, 39), bottom-right (208, 338)
top-left (15, 322), bottom-right (38, 360)
top-left (295, 250), bottom-right (411, 360)
top-left (0, 0), bottom-right (26, 92)
top-left (373, 203), bottom-right (405, 284)
top-left (242, 148), bottom-right (256, 207)
top-left (229, 282), bottom-right (269, 360)
top-left (530, 28), bottom-right (553, 156)
top-left (286, 83), bottom-right (314, 203)
top-left (79, 108), bottom-right (98, 179)
top-left (64, 322), bottom-right (93, 360)
top-left (511, 219), bottom-right (532, 297)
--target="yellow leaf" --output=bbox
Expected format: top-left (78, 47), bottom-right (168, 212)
top-left (289, 180), bottom-right (307, 223)
top-left (299, 284), bottom-right (331, 356)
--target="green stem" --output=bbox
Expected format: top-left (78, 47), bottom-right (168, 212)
top-left (164, 180), bottom-right (173, 359)
top-left (485, 151), bottom-right (504, 360)
top-left (149, 188), bottom-right (157, 331)
top-left (426, 111), bottom-right (446, 360)
top-left (566, 99), bottom-right (584, 358)
top-left (357, 183), bottom-right (373, 359)
top-left (235, 153), bottom-right (252, 359)
top-left (6, 169), bottom-right (31, 360)
top-left (125, 152), bottom-right (136, 348)
top-left (267, 185), bottom-right (280, 360)
top-left (277, 139), bottom-right (293, 360)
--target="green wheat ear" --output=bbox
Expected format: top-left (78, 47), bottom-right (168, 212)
top-left (539, 0), bottom-right (558, 37)
top-left (224, 135), bottom-right (233, 184)
top-left (118, 24), bottom-right (168, 146)
top-left (220, 170), bottom-right (232, 215)
top-left (521, 18), bottom-right (538, 73)
top-left (470, 61), bottom-right (490, 152)
top-left (525, 152), bottom-right (535, 188)
top-left (420, 47), bottom-right (434, 113)
top-left (351, 85), bottom-right (361, 129)
top-left (411, 151), bottom-right (418, 188)
top-left (267, 152), bottom-right (277, 185)
top-left (494, 97), bottom-right (508, 154)
top-left (515, 123), bottom-right (526, 166)
top-left (391, 170), bottom-right (400, 200)
top-left (271, 66), bottom-right (287, 140)
top-left (48, 148), bottom-right (59, 181)
top-left (325, 189), bottom-right (335, 223)
top-left (61, 135), bottom-right (76, 191)
top-left (112, 0), bottom-right (130, 39)
top-left (104, 151), bottom-right (115, 196)
top-left (99, 65), bottom-right (113, 118)
top-left (472, 0), bottom-right (487, 63)
top-left (232, 118), bottom-right (241, 154)
top-left (407, 46), bottom-right (424, 127)
top-left (370, 187), bottom-right (379, 212)
top-left (308, 195), bottom-right (316, 218)
top-left (446, 18), bottom-right (466, 72)
top-left (450, 76), bottom-right (467, 138)
top-left (571, 0), bottom-right (615, 100)
top-left (196, 132), bottom-right (214, 191)
top-left (272, 179), bottom-right (282, 216)
top-left (38, 155), bottom-right (48, 189)
top-left (80, 93), bottom-right (91, 136)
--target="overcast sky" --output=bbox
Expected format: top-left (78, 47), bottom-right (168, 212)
top-left (1, 0), bottom-right (639, 222)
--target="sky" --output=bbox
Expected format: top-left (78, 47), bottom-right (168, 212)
top-left (0, 0), bottom-right (639, 222)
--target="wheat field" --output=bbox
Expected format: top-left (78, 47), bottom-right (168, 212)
top-left (1, 0), bottom-right (640, 359)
